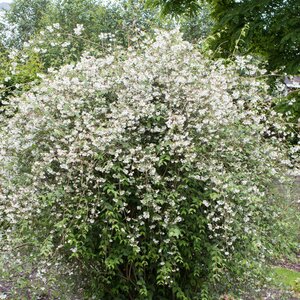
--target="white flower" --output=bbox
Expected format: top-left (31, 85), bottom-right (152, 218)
top-left (74, 24), bottom-right (84, 36)
top-left (143, 211), bottom-right (150, 219)
top-left (46, 25), bottom-right (54, 33)
top-left (70, 247), bottom-right (77, 253)
top-left (62, 41), bottom-right (71, 48)
top-left (53, 23), bottom-right (60, 29)
top-left (203, 200), bottom-right (210, 207)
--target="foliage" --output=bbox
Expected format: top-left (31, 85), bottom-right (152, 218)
top-left (0, 47), bottom-right (42, 107)
top-left (146, 0), bottom-right (201, 16)
top-left (0, 30), bottom-right (298, 299)
top-left (150, 0), bottom-right (300, 74)
top-left (208, 0), bottom-right (300, 74)
top-left (4, 0), bottom-right (110, 48)
top-left (177, 2), bottom-right (213, 43)
top-left (5, 0), bottom-right (54, 47)
top-left (3, 0), bottom-right (166, 49)
top-left (275, 90), bottom-right (300, 145)
top-left (0, 1), bottom-right (168, 105)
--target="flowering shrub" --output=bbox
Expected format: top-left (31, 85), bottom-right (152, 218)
top-left (0, 30), bottom-right (298, 299)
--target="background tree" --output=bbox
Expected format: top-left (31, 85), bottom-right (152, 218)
top-left (175, 2), bottom-right (213, 42)
top-left (150, 0), bottom-right (300, 74)
top-left (147, 0), bottom-right (201, 16)
top-left (5, 0), bottom-right (53, 47)
top-left (207, 0), bottom-right (300, 74)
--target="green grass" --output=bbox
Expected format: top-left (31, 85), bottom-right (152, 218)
top-left (272, 266), bottom-right (300, 294)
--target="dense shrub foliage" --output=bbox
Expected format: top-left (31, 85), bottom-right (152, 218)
top-left (0, 31), bottom-right (298, 299)
top-left (275, 90), bottom-right (300, 145)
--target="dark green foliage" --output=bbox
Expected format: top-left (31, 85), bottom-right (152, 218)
top-left (178, 3), bottom-right (214, 42)
top-left (275, 90), bottom-right (300, 144)
top-left (146, 0), bottom-right (201, 16)
top-left (207, 0), bottom-right (300, 73)
top-left (150, 0), bottom-right (300, 73)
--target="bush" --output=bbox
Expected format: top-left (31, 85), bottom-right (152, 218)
top-left (0, 30), bottom-right (298, 299)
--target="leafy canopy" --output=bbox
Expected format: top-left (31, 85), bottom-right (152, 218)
top-left (151, 0), bottom-right (300, 73)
